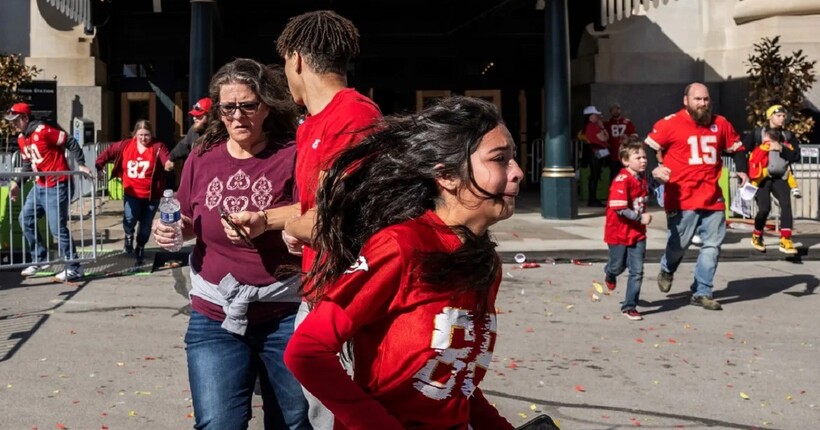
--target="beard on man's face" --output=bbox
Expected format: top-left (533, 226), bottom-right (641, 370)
top-left (687, 105), bottom-right (712, 126)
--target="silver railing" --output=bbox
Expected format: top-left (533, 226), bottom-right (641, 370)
top-left (725, 144), bottom-right (820, 221)
top-left (0, 171), bottom-right (97, 270)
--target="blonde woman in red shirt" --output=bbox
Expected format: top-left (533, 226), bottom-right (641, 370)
top-left (95, 120), bottom-right (173, 264)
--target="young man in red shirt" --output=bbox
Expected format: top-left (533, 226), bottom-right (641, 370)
top-left (644, 83), bottom-right (747, 311)
top-left (223, 11), bottom-right (381, 429)
top-left (604, 102), bottom-right (639, 183)
top-left (6, 102), bottom-right (92, 282)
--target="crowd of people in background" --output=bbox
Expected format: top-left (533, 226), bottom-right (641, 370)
top-left (3, 7), bottom-right (813, 429)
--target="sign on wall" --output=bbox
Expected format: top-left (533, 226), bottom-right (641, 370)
top-left (16, 80), bottom-right (58, 121)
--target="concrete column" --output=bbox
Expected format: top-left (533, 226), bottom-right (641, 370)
top-left (541, 0), bottom-right (578, 219)
top-left (189, 0), bottom-right (214, 108)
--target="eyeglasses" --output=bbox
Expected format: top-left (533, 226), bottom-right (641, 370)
top-left (217, 102), bottom-right (261, 117)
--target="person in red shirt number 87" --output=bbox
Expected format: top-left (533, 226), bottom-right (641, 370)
top-left (284, 97), bottom-right (521, 430)
top-left (644, 82), bottom-right (748, 311)
top-left (95, 120), bottom-right (173, 264)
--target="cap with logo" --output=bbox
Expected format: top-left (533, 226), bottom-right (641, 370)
top-left (189, 97), bottom-right (212, 117)
top-left (4, 102), bottom-right (32, 121)
top-left (766, 104), bottom-right (787, 119)
top-left (583, 105), bottom-right (602, 116)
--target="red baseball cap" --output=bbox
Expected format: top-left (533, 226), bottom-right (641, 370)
top-left (189, 97), bottom-right (212, 117)
top-left (4, 102), bottom-right (32, 121)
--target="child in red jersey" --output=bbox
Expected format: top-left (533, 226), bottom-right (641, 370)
top-left (284, 97), bottom-right (522, 430)
top-left (604, 137), bottom-right (652, 321)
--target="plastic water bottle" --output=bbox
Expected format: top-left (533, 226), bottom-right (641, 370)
top-left (159, 189), bottom-right (183, 252)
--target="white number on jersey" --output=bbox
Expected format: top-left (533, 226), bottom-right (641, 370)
top-left (412, 307), bottom-right (496, 400)
top-left (23, 144), bottom-right (44, 165)
top-left (686, 135), bottom-right (718, 165)
top-left (126, 160), bottom-right (150, 178)
top-left (610, 124), bottom-right (627, 138)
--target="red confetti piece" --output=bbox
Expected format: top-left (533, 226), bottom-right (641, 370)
top-left (575, 385), bottom-right (586, 392)
top-left (635, 338), bottom-right (644, 343)
top-left (69, 330), bottom-right (76, 335)
top-left (725, 331), bottom-right (734, 339)
top-left (800, 390), bottom-right (806, 395)
top-left (520, 262), bottom-right (540, 269)
top-left (143, 357), bottom-right (156, 361)
top-left (667, 338), bottom-right (677, 344)
top-left (507, 360), bottom-right (518, 369)
top-left (525, 327), bottom-right (535, 333)
top-left (186, 413), bottom-right (194, 418)
top-left (102, 426), bottom-right (109, 430)
top-left (571, 259), bottom-right (592, 266)
top-left (512, 232), bottom-right (521, 238)
top-left (56, 424), bottom-right (67, 430)
top-left (630, 418), bottom-right (642, 426)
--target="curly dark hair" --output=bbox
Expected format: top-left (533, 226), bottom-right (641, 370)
top-left (275, 10), bottom-right (360, 75)
top-left (305, 96), bottom-right (509, 313)
top-left (197, 59), bottom-right (299, 154)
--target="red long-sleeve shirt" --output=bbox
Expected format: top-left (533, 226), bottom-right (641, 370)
top-left (284, 210), bottom-right (513, 430)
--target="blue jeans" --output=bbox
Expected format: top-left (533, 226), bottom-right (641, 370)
top-left (660, 210), bottom-right (725, 298)
top-left (123, 194), bottom-right (158, 248)
top-left (19, 181), bottom-right (80, 270)
top-left (605, 240), bottom-right (646, 311)
top-left (185, 311), bottom-right (310, 430)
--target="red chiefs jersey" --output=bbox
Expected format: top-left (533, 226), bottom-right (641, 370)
top-left (605, 168), bottom-right (648, 245)
top-left (645, 109), bottom-right (742, 211)
top-left (121, 139), bottom-right (157, 199)
top-left (604, 117), bottom-right (637, 161)
top-left (17, 123), bottom-right (70, 187)
top-left (285, 210), bottom-right (512, 430)
top-left (295, 88), bottom-right (381, 274)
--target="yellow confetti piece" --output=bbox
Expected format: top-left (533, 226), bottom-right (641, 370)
top-left (116, 362), bottom-right (125, 367)
top-left (653, 380), bottom-right (659, 385)
top-left (518, 413), bottom-right (528, 419)
top-left (6, 384), bottom-right (11, 388)
top-left (128, 410), bottom-right (137, 417)
top-left (787, 394), bottom-right (793, 401)
top-left (653, 343), bottom-right (660, 348)
top-left (529, 404), bottom-right (538, 411)
top-left (135, 391), bottom-right (152, 396)
top-left (565, 305), bottom-right (575, 310)
top-left (740, 392), bottom-right (750, 400)
top-left (593, 282), bottom-right (604, 294)
top-left (52, 390), bottom-right (60, 394)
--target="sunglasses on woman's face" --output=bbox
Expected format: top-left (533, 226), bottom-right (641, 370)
top-left (218, 102), bottom-right (261, 117)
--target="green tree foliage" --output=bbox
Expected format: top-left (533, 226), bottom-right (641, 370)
top-left (0, 53), bottom-right (41, 138)
top-left (746, 36), bottom-right (816, 141)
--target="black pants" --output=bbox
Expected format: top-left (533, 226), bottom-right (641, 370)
top-left (588, 155), bottom-right (605, 203)
top-left (754, 177), bottom-right (793, 232)
top-left (609, 159), bottom-right (622, 183)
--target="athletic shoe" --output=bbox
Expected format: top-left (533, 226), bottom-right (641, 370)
top-left (605, 275), bottom-right (617, 291)
top-left (657, 270), bottom-right (674, 293)
top-left (791, 188), bottom-right (802, 199)
top-left (622, 309), bottom-right (643, 321)
top-left (21, 265), bottom-right (50, 277)
top-left (691, 234), bottom-right (703, 246)
top-left (690, 295), bottom-right (722, 310)
top-left (55, 267), bottom-right (84, 282)
top-left (751, 234), bottom-right (766, 252)
top-left (779, 238), bottom-right (798, 255)
top-left (124, 235), bottom-right (134, 254)
top-left (135, 246), bottom-right (145, 265)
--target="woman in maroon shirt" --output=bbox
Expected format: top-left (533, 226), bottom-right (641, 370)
top-left (153, 59), bottom-right (309, 430)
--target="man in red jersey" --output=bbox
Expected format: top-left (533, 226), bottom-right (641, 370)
top-left (5, 102), bottom-right (92, 282)
top-left (644, 83), bottom-right (747, 311)
top-left (223, 10), bottom-right (381, 429)
top-left (604, 103), bottom-right (638, 183)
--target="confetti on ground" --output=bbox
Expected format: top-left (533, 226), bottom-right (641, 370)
top-left (575, 384), bottom-right (586, 392)
top-left (740, 392), bottom-right (750, 400)
top-left (592, 281), bottom-right (604, 294)
top-left (128, 411), bottom-right (136, 417)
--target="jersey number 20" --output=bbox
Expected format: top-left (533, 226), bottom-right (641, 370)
top-left (687, 135), bottom-right (717, 165)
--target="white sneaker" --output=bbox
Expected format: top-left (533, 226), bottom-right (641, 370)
top-left (791, 188), bottom-right (802, 199)
top-left (55, 267), bottom-right (84, 282)
top-left (21, 265), bottom-right (50, 277)
top-left (691, 235), bottom-right (703, 246)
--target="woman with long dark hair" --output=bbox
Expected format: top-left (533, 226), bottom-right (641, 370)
top-left (284, 96), bottom-right (521, 429)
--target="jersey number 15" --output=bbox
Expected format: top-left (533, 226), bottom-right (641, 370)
top-left (687, 135), bottom-right (717, 165)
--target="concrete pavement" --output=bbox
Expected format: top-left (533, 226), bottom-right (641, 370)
top-left (1, 196), bottom-right (819, 429)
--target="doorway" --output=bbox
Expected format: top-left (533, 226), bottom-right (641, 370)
top-left (120, 92), bottom-right (157, 138)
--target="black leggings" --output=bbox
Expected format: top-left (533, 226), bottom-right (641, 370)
top-left (754, 178), bottom-right (793, 232)
top-left (588, 155), bottom-right (604, 203)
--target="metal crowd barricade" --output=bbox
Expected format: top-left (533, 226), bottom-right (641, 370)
top-left (0, 171), bottom-right (97, 270)
top-left (724, 143), bottom-right (820, 222)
